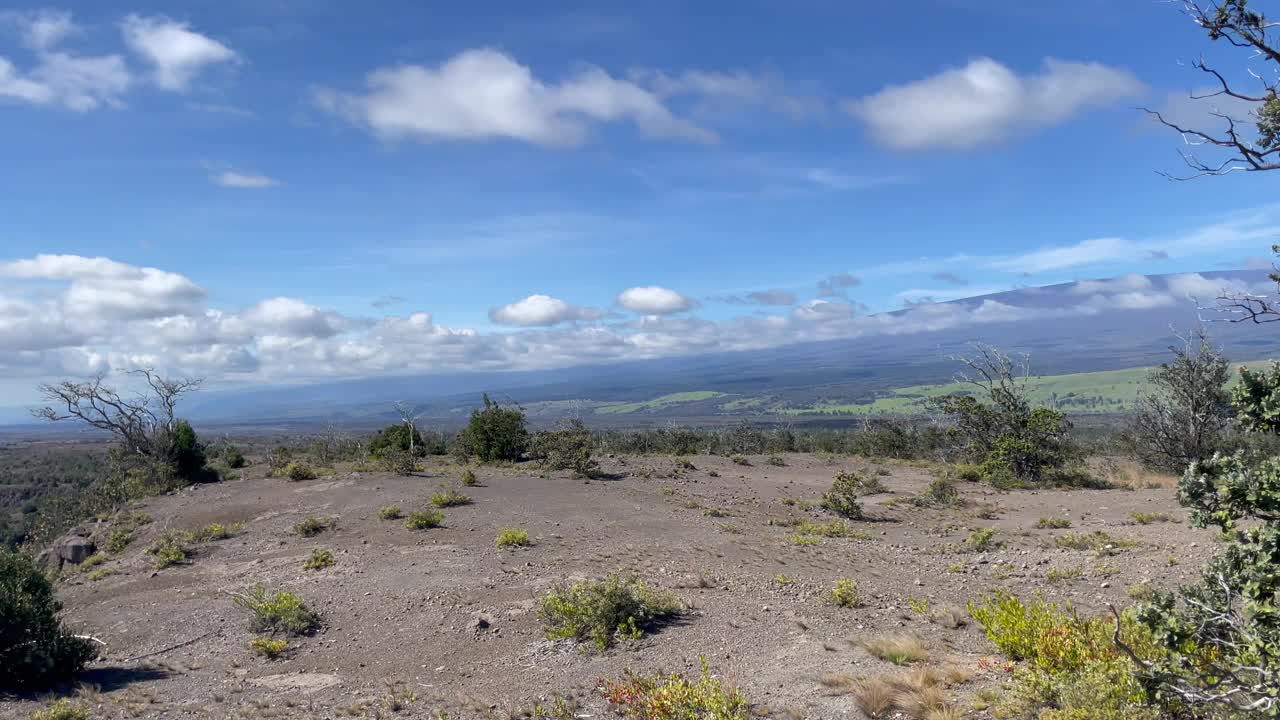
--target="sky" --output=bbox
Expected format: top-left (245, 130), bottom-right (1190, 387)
top-left (2, 0), bottom-right (1279, 403)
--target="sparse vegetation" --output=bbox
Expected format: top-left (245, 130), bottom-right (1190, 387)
top-left (1128, 511), bottom-right (1171, 525)
top-left (1034, 516), bottom-right (1072, 529)
top-left (303, 547), bottom-right (334, 570)
top-left (495, 527), bottom-right (531, 549)
top-left (429, 486), bottom-right (472, 508)
top-left (461, 468), bottom-right (478, 486)
top-left (1055, 530), bottom-right (1135, 553)
top-left (965, 527), bottom-right (1000, 552)
top-left (821, 471), bottom-right (865, 520)
top-left (1, 549), bottom-right (97, 690)
top-left (292, 515), bottom-right (335, 537)
top-left (28, 699), bottom-right (91, 720)
top-left (827, 578), bottom-right (860, 608)
top-left (146, 531), bottom-right (191, 569)
top-left (910, 477), bottom-right (960, 507)
top-left (730, 454), bottom-right (751, 466)
top-left (283, 461), bottom-right (318, 481)
top-left (378, 505), bottom-right (402, 520)
top-left (404, 510), bottom-right (444, 530)
top-left (233, 584), bottom-right (320, 636)
top-left (249, 637), bottom-right (288, 660)
top-left (531, 418), bottom-right (599, 478)
top-left (537, 574), bottom-right (681, 650)
top-left (599, 659), bottom-right (750, 719)
top-left (1046, 565), bottom-right (1085, 583)
top-left (862, 635), bottom-right (928, 666)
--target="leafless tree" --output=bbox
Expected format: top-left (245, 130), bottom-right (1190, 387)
top-left (1129, 327), bottom-right (1232, 471)
top-left (1147, 1), bottom-right (1280, 178)
top-left (32, 369), bottom-right (202, 456)
top-left (392, 400), bottom-right (423, 455)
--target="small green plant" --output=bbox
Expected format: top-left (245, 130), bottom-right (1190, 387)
top-left (28, 699), bottom-right (91, 720)
top-left (86, 567), bottom-right (116, 582)
top-left (77, 553), bottom-right (107, 571)
top-left (430, 486), bottom-right (472, 508)
top-left (250, 637), bottom-right (288, 660)
top-left (911, 477), bottom-right (961, 507)
top-left (1046, 565), bottom-right (1085, 583)
top-left (717, 522), bottom-right (741, 534)
top-left (495, 528), bottom-right (531, 549)
top-left (292, 515), bottom-right (335, 537)
top-left (303, 548), bottom-right (334, 571)
top-left (378, 505), bottom-right (403, 520)
top-left (828, 578), bottom-right (861, 608)
top-left (1055, 530), bottom-right (1135, 553)
top-left (233, 584), bottom-right (320, 636)
top-left (1127, 581), bottom-right (1156, 601)
top-left (774, 574), bottom-right (795, 585)
top-left (659, 487), bottom-right (677, 496)
top-left (538, 574), bottom-right (681, 650)
top-left (701, 507), bottom-right (735, 518)
top-left (461, 468), bottom-right (478, 486)
top-left (405, 510), bottom-right (444, 530)
top-left (1128, 511), bottom-right (1171, 525)
top-left (284, 462), bottom-right (318, 481)
top-left (599, 659), bottom-right (751, 719)
top-left (949, 463), bottom-right (983, 482)
top-left (1034, 516), bottom-right (1072, 529)
top-left (766, 455), bottom-right (786, 467)
top-left (104, 510), bottom-right (151, 553)
top-left (821, 471), bottom-right (865, 520)
top-left (787, 533), bottom-right (820, 546)
top-left (908, 596), bottom-right (930, 615)
top-left (1, 550), bottom-right (97, 690)
top-left (965, 527), bottom-right (1001, 552)
top-left (189, 521), bottom-right (242, 542)
top-left (146, 531), bottom-right (191, 569)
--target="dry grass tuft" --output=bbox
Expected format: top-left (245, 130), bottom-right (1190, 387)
top-left (862, 634), bottom-right (930, 665)
top-left (929, 605), bottom-right (969, 629)
top-left (850, 677), bottom-right (897, 717)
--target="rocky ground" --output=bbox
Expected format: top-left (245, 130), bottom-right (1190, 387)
top-left (2, 453), bottom-right (1210, 719)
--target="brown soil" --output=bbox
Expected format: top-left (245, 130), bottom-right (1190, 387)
top-left (2, 454), bottom-right (1210, 719)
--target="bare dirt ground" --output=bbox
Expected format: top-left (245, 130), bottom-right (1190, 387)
top-left (2, 454), bottom-right (1211, 719)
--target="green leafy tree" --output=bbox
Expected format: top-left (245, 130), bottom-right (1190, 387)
top-left (455, 394), bottom-right (529, 463)
top-left (369, 423), bottom-right (425, 458)
top-left (1, 549), bottom-right (97, 689)
top-left (168, 419), bottom-right (206, 481)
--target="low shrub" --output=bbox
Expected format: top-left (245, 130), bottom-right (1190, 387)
top-left (375, 447), bottom-right (416, 475)
top-left (430, 486), bottom-right (472, 508)
top-left (828, 578), bottom-right (860, 608)
top-left (1128, 511), bottom-right (1171, 525)
top-left (538, 574), bottom-right (682, 650)
top-left (949, 463), bottom-right (983, 482)
top-left (283, 462), bottom-right (317, 482)
top-left (146, 531), bottom-right (191, 569)
top-left (0, 549), bottom-right (97, 690)
top-left (405, 510), bottom-right (444, 530)
top-left (532, 419), bottom-right (599, 478)
top-left (599, 659), bottom-right (751, 720)
top-left (766, 455), bottom-right (787, 467)
top-left (233, 584), bottom-right (320, 636)
top-left (1034, 516), bottom-right (1072, 529)
top-left (911, 478), bottom-right (960, 507)
top-left (496, 528), bottom-right (531, 549)
top-left (461, 468), bottom-right (478, 486)
top-left (303, 548), bottom-right (334, 571)
top-left (292, 515), bottom-right (335, 537)
top-left (249, 637), bottom-right (288, 660)
top-left (821, 472), bottom-right (865, 520)
top-left (1055, 530), bottom-right (1135, 553)
top-left (965, 527), bottom-right (1000, 552)
top-left (28, 700), bottom-right (91, 720)
top-left (730, 455), bottom-right (751, 466)
top-left (378, 505), bottom-right (402, 520)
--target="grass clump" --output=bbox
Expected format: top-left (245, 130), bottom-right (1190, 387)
top-left (303, 548), bottom-right (334, 571)
top-left (495, 528), bottom-right (531, 549)
top-left (283, 462), bottom-right (318, 481)
top-left (967, 591), bottom-right (1162, 719)
top-left (404, 510), bottom-right (444, 530)
top-left (461, 468), bottom-right (478, 486)
top-left (1128, 511), bottom-right (1172, 525)
top-left (821, 471), bottom-right (865, 520)
top-left (146, 531), bottom-right (191, 569)
top-left (862, 635), bottom-right (929, 665)
top-left (233, 584), bottom-right (320, 636)
top-left (77, 553), bottom-right (107, 572)
top-left (787, 533), bottom-right (820, 546)
top-left (86, 567), bottom-right (116, 582)
top-left (292, 515), bottom-right (335, 537)
top-left (1034, 516), bottom-right (1072, 529)
top-left (965, 527), bottom-right (1001, 552)
top-left (766, 455), bottom-right (787, 467)
top-left (378, 505), bottom-right (402, 520)
top-left (29, 700), bottom-right (91, 720)
top-left (827, 578), bottom-right (861, 608)
top-left (1055, 530), bottom-right (1136, 553)
top-left (599, 659), bottom-right (750, 719)
top-left (249, 637), bottom-right (288, 660)
top-left (729, 454), bottom-right (751, 466)
top-left (1046, 565), bottom-right (1084, 583)
top-left (104, 510), bottom-right (152, 553)
top-left (430, 485), bottom-right (472, 508)
top-left (538, 574), bottom-right (681, 650)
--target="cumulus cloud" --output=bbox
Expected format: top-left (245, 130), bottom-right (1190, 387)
top-left (488, 294), bottom-right (601, 326)
top-left (848, 57), bottom-right (1144, 150)
top-left (617, 286), bottom-right (696, 315)
top-left (0, 254), bottom-right (206, 319)
top-left (0, 11), bottom-right (130, 111)
top-left (240, 297), bottom-right (347, 338)
top-left (214, 171), bottom-right (279, 188)
top-left (121, 15), bottom-right (236, 91)
top-left (817, 272), bottom-right (860, 298)
top-left (315, 48), bottom-right (714, 146)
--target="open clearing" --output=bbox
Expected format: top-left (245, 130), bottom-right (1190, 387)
top-left (3, 454), bottom-right (1208, 719)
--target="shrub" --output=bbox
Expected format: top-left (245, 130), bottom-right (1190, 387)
top-left (965, 527), bottom-right (1000, 552)
top-left (599, 659), bottom-right (750, 720)
top-left (461, 468), bottom-right (478, 486)
top-left (1035, 516), bottom-right (1072, 529)
top-left (911, 478), bottom-right (960, 507)
top-left (283, 462), bottom-right (318, 481)
top-left (86, 567), bottom-right (115, 582)
top-left (729, 455), bottom-right (751, 466)
top-left (532, 419), bottom-right (599, 478)
top-left (267, 447), bottom-right (292, 477)
top-left (538, 574), bottom-right (682, 650)
top-left (249, 637), bottom-right (288, 660)
top-left (835, 469), bottom-right (888, 496)
top-left (1055, 530), bottom-right (1133, 553)
top-left (28, 700), bottom-right (91, 720)
top-left (968, 591), bottom-right (1160, 719)
top-left (1127, 328), bottom-right (1231, 472)
top-left (233, 584), bottom-right (320, 636)
top-left (404, 510), bottom-right (444, 530)
top-left (303, 548), bottom-right (334, 571)
top-left (430, 486), bottom-right (472, 508)
top-left (147, 531), bottom-right (191, 569)
top-left (378, 505), bottom-right (402, 520)
top-left (1128, 511), bottom-right (1171, 525)
top-left (496, 528), bottom-right (531, 549)
top-left (0, 549), bottom-right (97, 689)
top-left (766, 455), bottom-right (787, 467)
top-left (455, 394), bottom-right (529, 463)
top-left (821, 472), bottom-right (865, 520)
top-left (369, 423), bottom-right (426, 458)
top-left (949, 463), bottom-right (983, 482)
top-left (375, 447), bottom-right (416, 475)
top-left (168, 419), bottom-right (207, 482)
top-left (827, 578), bottom-right (860, 608)
top-left (222, 445), bottom-right (247, 469)
top-left (292, 515), bottom-right (334, 537)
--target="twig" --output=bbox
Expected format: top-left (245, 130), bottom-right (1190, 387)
top-left (120, 630), bottom-right (217, 663)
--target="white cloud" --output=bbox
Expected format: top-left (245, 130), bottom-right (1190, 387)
top-left (848, 57), bottom-right (1144, 150)
top-left (240, 298), bottom-right (346, 338)
top-left (11, 10), bottom-right (77, 50)
top-left (316, 48), bottom-right (714, 146)
top-left (214, 171), bottom-right (280, 188)
top-left (0, 254), bottom-right (205, 319)
top-left (1070, 273), bottom-right (1152, 295)
top-left (120, 15), bottom-right (236, 91)
top-left (1164, 272), bottom-right (1253, 301)
top-left (989, 237), bottom-right (1140, 274)
top-left (0, 12), bottom-right (130, 111)
top-left (488, 294), bottom-right (601, 326)
top-left (817, 272), bottom-right (860, 297)
top-left (617, 286), bottom-right (695, 314)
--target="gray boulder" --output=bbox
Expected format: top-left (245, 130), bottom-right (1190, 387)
top-left (58, 536), bottom-right (96, 566)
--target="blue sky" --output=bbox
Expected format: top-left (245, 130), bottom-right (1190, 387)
top-left (2, 0), bottom-right (1278, 400)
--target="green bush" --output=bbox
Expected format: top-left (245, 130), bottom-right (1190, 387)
top-left (405, 510), bottom-right (444, 530)
top-left (827, 578), bottom-right (860, 608)
top-left (374, 447), bottom-right (416, 475)
top-left (369, 423), bottom-right (426, 457)
top-left (292, 515), bottom-right (334, 537)
top-left (820, 472), bottom-right (864, 520)
top-left (965, 527), bottom-right (1001, 552)
top-left (430, 485), bottom-right (472, 508)
top-left (378, 505), bottom-right (402, 520)
top-left (303, 548), bottom-right (334, 571)
top-left (599, 659), bottom-right (750, 719)
top-left (146, 531), bottom-right (191, 569)
top-left (911, 477), bottom-right (960, 507)
top-left (496, 528), bottom-right (531, 549)
top-left (167, 419), bottom-right (207, 481)
top-left (0, 549), bottom-right (97, 689)
top-left (283, 462), bottom-right (318, 481)
top-left (249, 637), bottom-right (288, 660)
top-left (28, 699), bottom-right (91, 720)
top-left (455, 394), bottom-right (529, 463)
top-left (461, 468), bottom-right (478, 486)
top-left (233, 584), bottom-right (320, 636)
top-left (538, 574), bottom-right (682, 650)
top-left (531, 419), bottom-right (599, 478)
top-left (222, 445), bottom-right (247, 469)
